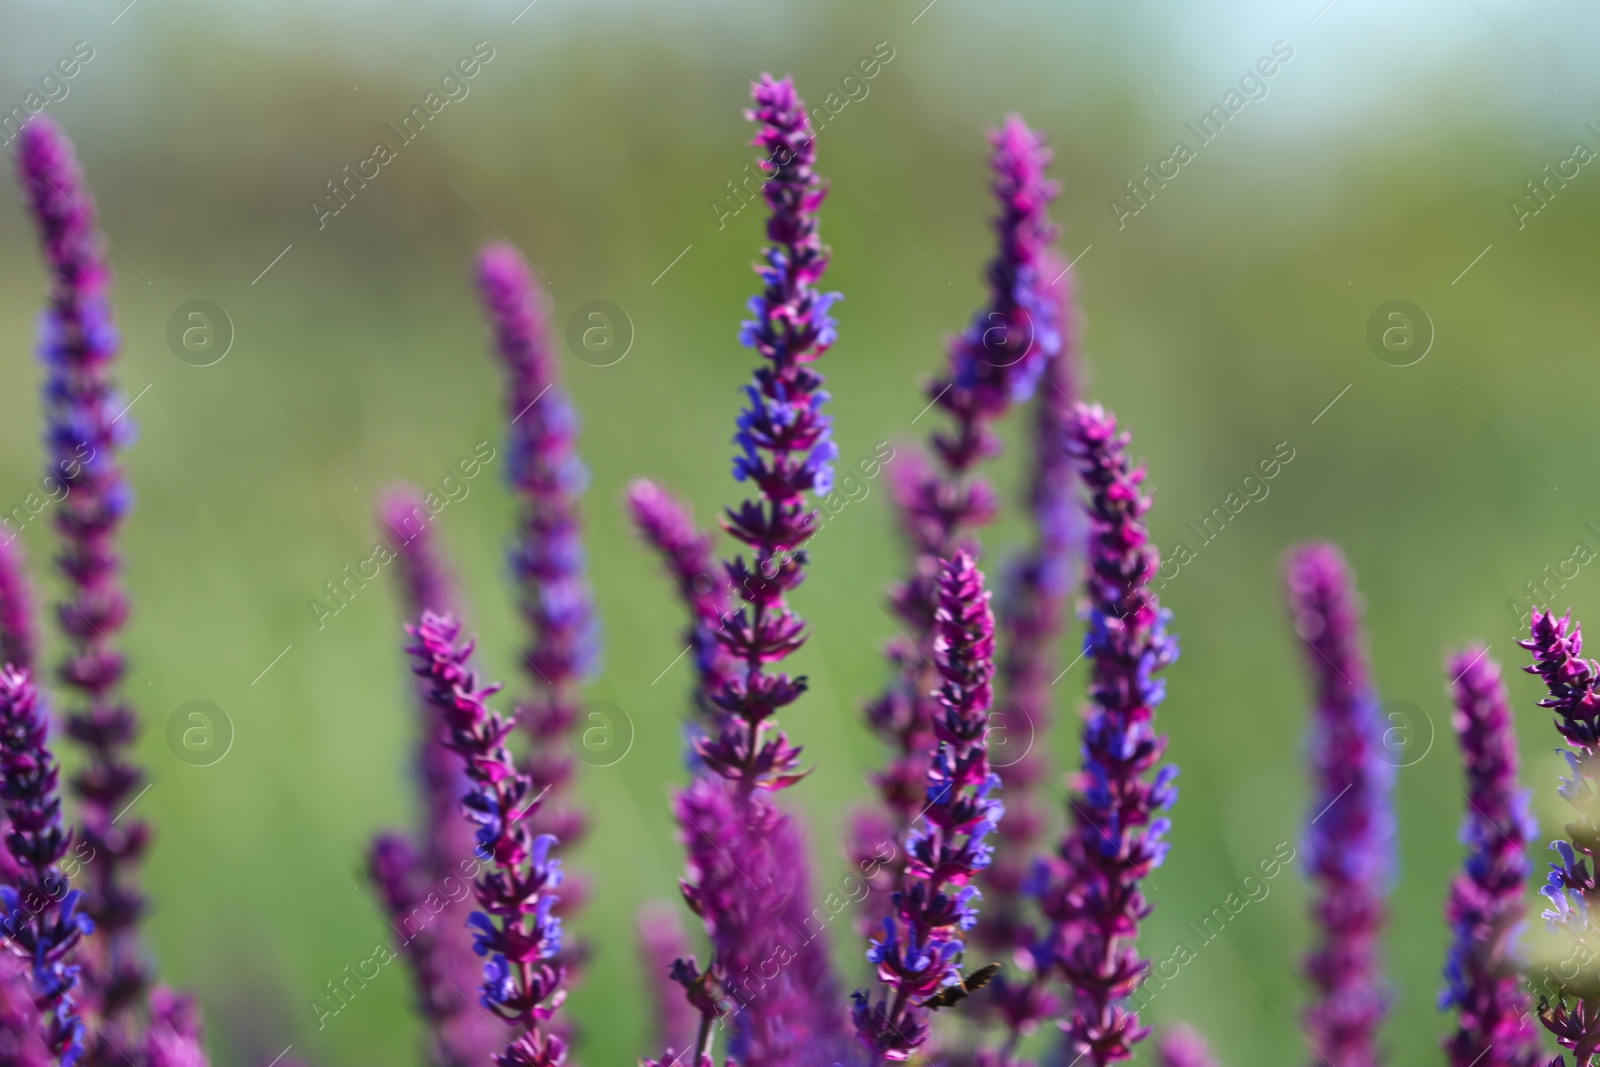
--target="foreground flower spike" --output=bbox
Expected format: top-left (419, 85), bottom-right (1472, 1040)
top-left (977, 270), bottom-right (1078, 1039)
top-left (853, 552), bottom-right (1002, 1063)
top-left (1440, 648), bottom-right (1539, 1067)
top-left (0, 667), bottom-right (93, 1067)
top-left (694, 73), bottom-right (838, 795)
top-left (1520, 610), bottom-right (1600, 1065)
top-left (0, 539), bottom-right (36, 675)
top-left (1035, 404), bottom-right (1178, 1066)
top-left (1155, 1025), bottom-right (1218, 1067)
top-left (407, 612), bottom-right (566, 1067)
top-left (369, 489), bottom-right (497, 1067)
top-left (626, 480), bottom-right (733, 714)
top-left (139, 988), bottom-right (208, 1067)
top-left (1284, 544), bottom-right (1392, 1067)
top-left (478, 243), bottom-right (596, 854)
top-left (16, 116), bottom-right (148, 1033)
top-left (860, 116), bottom-right (1060, 916)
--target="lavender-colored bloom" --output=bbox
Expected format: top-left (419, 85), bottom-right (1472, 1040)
top-left (1520, 610), bottom-right (1600, 1065)
top-left (1033, 404), bottom-right (1178, 1067)
top-left (1285, 544), bottom-right (1391, 1067)
top-left (859, 117), bottom-right (1060, 928)
top-left (1155, 1025), bottom-right (1218, 1067)
top-left (1439, 648), bottom-right (1539, 1067)
top-left (977, 269), bottom-right (1078, 1042)
top-left (853, 552), bottom-right (1002, 1064)
top-left (691, 74), bottom-right (837, 796)
top-left (626, 480), bottom-right (734, 712)
top-left (478, 243), bottom-right (595, 853)
top-left (0, 667), bottom-right (92, 1067)
top-left (0, 539), bottom-right (36, 675)
top-left (15, 116), bottom-right (147, 1034)
top-left (636, 903), bottom-right (699, 1057)
top-left (139, 988), bottom-right (208, 1067)
top-left (0, 950), bottom-right (52, 1067)
top-left (407, 613), bottom-right (566, 1067)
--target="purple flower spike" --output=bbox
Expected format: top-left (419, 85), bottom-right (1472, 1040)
top-left (0, 538), bottom-right (37, 675)
top-left (0, 951), bottom-right (52, 1067)
top-left (406, 612), bottom-right (567, 1067)
top-left (853, 551), bottom-right (1001, 1064)
top-left (1285, 544), bottom-right (1392, 1067)
top-left (626, 480), bottom-right (734, 712)
top-left (1155, 1025), bottom-right (1218, 1067)
top-left (1520, 610), bottom-right (1600, 1065)
top-left (636, 903), bottom-right (699, 1057)
top-left (1034, 404), bottom-right (1177, 1067)
top-left (860, 117), bottom-right (1061, 929)
top-left (139, 988), bottom-right (208, 1067)
top-left (16, 116), bottom-right (148, 1031)
top-left (1440, 648), bottom-right (1540, 1067)
top-left (977, 270), bottom-right (1079, 1041)
top-left (0, 667), bottom-right (93, 1067)
top-left (695, 74), bottom-right (837, 795)
top-left (478, 243), bottom-right (596, 855)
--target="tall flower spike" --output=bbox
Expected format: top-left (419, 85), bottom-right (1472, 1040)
top-left (1034, 404), bottom-right (1178, 1067)
top-left (1285, 544), bottom-right (1392, 1067)
top-left (853, 552), bottom-right (1002, 1064)
top-left (0, 667), bottom-right (93, 1067)
top-left (17, 117), bottom-right (148, 1042)
top-left (976, 262), bottom-right (1079, 1045)
top-left (367, 489), bottom-right (499, 1067)
top-left (1155, 1025), bottom-right (1218, 1067)
top-left (0, 539), bottom-right (36, 675)
top-left (478, 243), bottom-right (596, 856)
top-left (694, 73), bottom-right (837, 794)
top-left (858, 116), bottom-right (1061, 931)
top-left (1520, 610), bottom-right (1600, 1065)
top-left (1440, 648), bottom-right (1540, 1067)
top-left (406, 612), bottom-right (566, 1067)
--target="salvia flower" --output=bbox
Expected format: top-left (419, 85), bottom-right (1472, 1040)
top-left (636, 903), bottom-right (699, 1058)
top-left (1439, 647), bottom-right (1539, 1067)
top-left (16, 115), bottom-right (148, 1031)
top-left (1034, 404), bottom-right (1178, 1067)
top-left (0, 951), bottom-right (51, 1067)
top-left (406, 612), bottom-right (566, 1067)
top-left (0, 539), bottom-right (36, 675)
top-left (1520, 609), bottom-right (1600, 1064)
top-left (1285, 544), bottom-right (1392, 1067)
top-left (138, 988), bottom-right (207, 1067)
top-left (859, 116), bottom-right (1061, 932)
top-left (694, 74), bottom-right (837, 796)
top-left (1154, 1025), bottom-right (1218, 1067)
top-left (478, 243), bottom-right (596, 853)
top-left (0, 667), bottom-right (92, 1067)
top-left (853, 551), bottom-right (1001, 1064)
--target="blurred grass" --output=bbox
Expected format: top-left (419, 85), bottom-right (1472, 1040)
top-left (0, 0), bottom-right (1596, 1065)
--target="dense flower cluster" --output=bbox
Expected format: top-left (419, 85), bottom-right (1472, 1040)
top-left (1285, 544), bottom-right (1393, 1067)
top-left (1440, 648), bottom-right (1539, 1067)
top-left (15, 115), bottom-right (148, 1042)
top-left (407, 612), bottom-right (567, 1067)
top-left (853, 552), bottom-right (1001, 1063)
top-left (859, 115), bottom-right (1063, 938)
top-left (1033, 404), bottom-right (1178, 1067)
top-left (1521, 610), bottom-right (1600, 1064)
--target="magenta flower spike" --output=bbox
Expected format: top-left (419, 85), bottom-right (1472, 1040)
top-left (0, 667), bottom-right (93, 1067)
top-left (977, 270), bottom-right (1079, 1039)
top-left (853, 551), bottom-right (1002, 1064)
top-left (1033, 404), bottom-right (1178, 1067)
top-left (478, 243), bottom-right (596, 853)
top-left (0, 951), bottom-right (52, 1067)
top-left (1155, 1025), bottom-right (1218, 1067)
top-left (636, 903), bottom-right (699, 1057)
top-left (1520, 610), bottom-right (1600, 1065)
top-left (138, 989), bottom-right (208, 1067)
top-left (407, 612), bottom-right (567, 1067)
top-left (0, 538), bottom-right (37, 675)
top-left (1440, 648), bottom-right (1539, 1067)
top-left (15, 116), bottom-right (148, 1032)
top-left (859, 117), bottom-right (1061, 922)
top-left (1284, 544), bottom-right (1392, 1067)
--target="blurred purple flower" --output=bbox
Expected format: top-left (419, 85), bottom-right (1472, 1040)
top-left (1285, 544), bottom-right (1392, 1067)
top-left (1155, 1025), bottom-right (1217, 1067)
top-left (139, 988), bottom-right (208, 1067)
top-left (0, 539), bottom-right (36, 676)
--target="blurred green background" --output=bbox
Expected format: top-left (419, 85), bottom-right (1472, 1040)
top-left (0, 0), bottom-right (1597, 1063)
